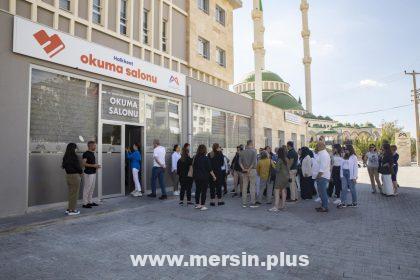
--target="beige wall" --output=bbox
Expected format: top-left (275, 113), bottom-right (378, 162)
top-left (188, 0), bottom-right (235, 85)
top-left (252, 101), bottom-right (308, 149)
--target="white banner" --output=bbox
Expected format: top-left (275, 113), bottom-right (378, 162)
top-left (13, 17), bottom-right (186, 96)
top-left (284, 112), bottom-right (302, 125)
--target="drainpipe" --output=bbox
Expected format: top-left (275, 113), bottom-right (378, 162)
top-left (187, 84), bottom-right (192, 144)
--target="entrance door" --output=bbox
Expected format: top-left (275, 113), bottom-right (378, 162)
top-left (125, 125), bottom-right (143, 195)
top-left (101, 123), bottom-right (124, 197)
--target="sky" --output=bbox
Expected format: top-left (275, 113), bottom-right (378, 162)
top-left (232, 0), bottom-right (420, 136)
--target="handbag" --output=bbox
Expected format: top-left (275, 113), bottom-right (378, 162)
top-left (187, 156), bottom-right (195, 178)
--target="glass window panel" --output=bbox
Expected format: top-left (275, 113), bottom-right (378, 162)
top-left (30, 69), bottom-right (98, 153)
top-left (146, 96), bottom-right (181, 151)
top-left (101, 85), bottom-right (144, 124)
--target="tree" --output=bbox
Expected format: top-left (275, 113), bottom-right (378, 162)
top-left (352, 121), bottom-right (403, 157)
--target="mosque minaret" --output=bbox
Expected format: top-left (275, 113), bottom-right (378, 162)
top-left (300, 0), bottom-right (313, 113)
top-left (252, 0), bottom-right (265, 102)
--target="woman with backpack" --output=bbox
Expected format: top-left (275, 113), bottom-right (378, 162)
top-left (62, 143), bottom-right (83, 216)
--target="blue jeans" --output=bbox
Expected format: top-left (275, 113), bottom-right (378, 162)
top-left (151, 167), bottom-right (167, 196)
top-left (316, 177), bottom-right (329, 209)
top-left (340, 169), bottom-right (357, 204)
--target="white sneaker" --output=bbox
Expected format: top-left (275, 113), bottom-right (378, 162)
top-left (268, 207), bottom-right (279, 212)
top-left (333, 199), bottom-right (341, 205)
top-left (137, 192), bottom-right (143, 197)
top-left (131, 191), bottom-right (138, 196)
top-left (200, 206), bottom-right (208, 211)
top-left (68, 210), bottom-right (80, 216)
top-left (173, 191), bottom-right (180, 196)
top-left (314, 197), bottom-right (321, 202)
top-left (195, 205), bottom-right (202, 209)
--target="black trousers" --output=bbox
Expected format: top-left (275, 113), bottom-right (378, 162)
top-left (327, 166), bottom-right (342, 197)
top-left (300, 176), bottom-right (315, 199)
top-left (210, 179), bottom-right (222, 199)
top-left (180, 177), bottom-right (193, 201)
top-left (195, 179), bottom-right (208, 205)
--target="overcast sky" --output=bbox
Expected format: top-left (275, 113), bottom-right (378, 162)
top-left (233, 0), bottom-right (420, 135)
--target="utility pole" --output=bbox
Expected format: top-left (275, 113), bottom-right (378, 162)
top-left (405, 70), bottom-right (420, 165)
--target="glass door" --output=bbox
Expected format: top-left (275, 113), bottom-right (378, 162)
top-left (101, 123), bottom-right (124, 197)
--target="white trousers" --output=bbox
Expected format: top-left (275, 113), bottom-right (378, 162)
top-left (132, 168), bottom-right (142, 192)
top-left (83, 174), bottom-right (96, 205)
top-left (381, 174), bottom-right (393, 195)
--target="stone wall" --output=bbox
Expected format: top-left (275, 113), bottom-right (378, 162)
top-left (252, 101), bottom-right (308, 149)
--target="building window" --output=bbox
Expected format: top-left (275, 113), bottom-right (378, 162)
top-left (30, 69), bottom-right (98, 154)
top-left (300, 135), bottom-right (306, 146)
top-left (278, 130), bottom-right (285, 147)
top-left (198, 37), bottom-right (210, 60)
top-left (216, 47), bottom-right (226, 67)
top-left (215, 5), bottom-right (226, 26)
top-left (291, 133), bottom-right (297, 145)
top-left (143, 9), bottom-right (149, 44)
top-left (120, 0), bottom-right (127, 35)
top-left (92, 0), bottom-right (101, 24)
top-left (162, 20), bottom-right (167, 52)
top-left (146, 96), bottom-right (181, 151)
top-left (198, 0), bottom-right (209, 14)
top-left (264, 128), bottom-right (272, 147)
top-left (59, 0), bottom-right (71, 11)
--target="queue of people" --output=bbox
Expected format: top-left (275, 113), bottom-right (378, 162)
top-left (61, 138), bottom-right (400, 215)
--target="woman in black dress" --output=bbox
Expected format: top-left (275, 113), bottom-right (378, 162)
top-left (208, 143), bottom-right (225, 206)
top-left (177, 146), bottom-right (194, 205)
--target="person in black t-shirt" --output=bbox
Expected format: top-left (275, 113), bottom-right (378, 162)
top-left (82, 141), bottom-right (101, 208)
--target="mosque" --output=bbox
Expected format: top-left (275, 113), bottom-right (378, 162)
top-left (234, 0), bottom-right (381, 149)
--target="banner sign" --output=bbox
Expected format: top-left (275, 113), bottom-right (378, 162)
top-left (284, 112), bottom-right (302, 125)
top-left (13, 17), bottom-right (186, 96)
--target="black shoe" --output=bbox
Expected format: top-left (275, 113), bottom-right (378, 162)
top-left (286, 199), bottom-right (294, 202)
top-left (223, 190), bottom-right (228, 195)
top-left (179, 201), bottom-right (184, 205)
top-left (337, 203), bottom-right (346, 209)
top-left (232, 193), bottom-right (238, 197)
top-left (230, 189), bottom-right (236, 193)
top-left (82, 204), bottom-right (92, 209)
top-left (210, 202), bottom-right (216, 207)
top-left (147, 193), bottom-right (157, 198)
top-left (218, 202), bottom-right (225, 206)
top-left (89, 202), bottom-right (99, 207)
top-left (347, 203), bottom-right (358, 208)
top-left (159, 195), bottom-right (167, 200)
top-left (187, 201), bottom-right (194, 205)
top-left (255, 201), bottom-right (261, 205)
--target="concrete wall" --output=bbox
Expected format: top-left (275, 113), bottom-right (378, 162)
top-left (252, 101), bottom-right (308, 150)
top-left (188, 77), bottom-right (252, 117)
top-left (0, 12), bottom-right (30, 217)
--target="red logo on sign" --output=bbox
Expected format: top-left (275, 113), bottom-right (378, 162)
top-left (33, 30), bottom-right (65, 58)
top-left (169, 76), bottom-right (179, 85)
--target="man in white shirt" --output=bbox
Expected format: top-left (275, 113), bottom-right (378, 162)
top-left (171, 145), bottom-right (181, 196)
top-left (315, 142), bottom-right (331, 212)
top-left (148, 139), bottom-right (168, 199)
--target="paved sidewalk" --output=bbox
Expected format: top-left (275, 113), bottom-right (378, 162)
top-left (0, 167), bottom-right (419, 280)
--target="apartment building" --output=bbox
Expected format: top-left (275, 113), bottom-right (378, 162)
top-left (0, 0), bottom-right (251, 217)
